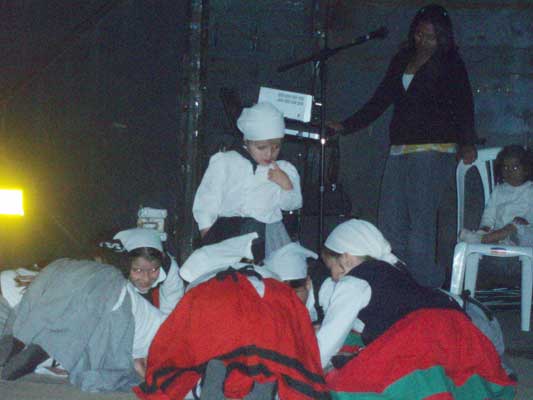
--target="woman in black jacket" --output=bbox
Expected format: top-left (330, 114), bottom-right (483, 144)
top-left (329, 4), bottom-right (477, 288)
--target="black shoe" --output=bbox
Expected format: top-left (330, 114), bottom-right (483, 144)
top-left (507, 372), bottom-right (519, 382)
top-left (0, 335), bottom-right (24, 367)
top-left (1, 343), bottom-right (49, 381)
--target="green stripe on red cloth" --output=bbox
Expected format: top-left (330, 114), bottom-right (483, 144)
top-left (330, 367), bottom-right (515, 400)
top-left (327, 309), bottom-right (516, 399)
top-left (343, 331), bottom-right (364, 348)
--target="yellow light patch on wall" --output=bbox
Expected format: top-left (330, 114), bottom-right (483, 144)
top-left (0, 189), bottom-right (24, 216)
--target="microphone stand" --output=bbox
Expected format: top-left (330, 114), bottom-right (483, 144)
top-left (278, 27), bottom-right (386, 249)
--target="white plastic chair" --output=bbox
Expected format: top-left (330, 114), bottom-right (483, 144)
top-left (450, 147), bottom-right (533, 331)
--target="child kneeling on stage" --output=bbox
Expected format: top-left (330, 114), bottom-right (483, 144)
top-left (193, 102), bottom-right (302, 258)
top-left (262, 241), bottom-right (318, 306)
top-left (317, 219), bottom-right (516, 399)
top-left (134, 234), bottom-right (328, 400)
top-left (0, 258), bottom-right (165, 391)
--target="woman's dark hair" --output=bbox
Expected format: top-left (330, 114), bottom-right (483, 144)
top-left (407, 4), bottom-right (456, 56)
top-left (495, 145), bottom-right (533, 183)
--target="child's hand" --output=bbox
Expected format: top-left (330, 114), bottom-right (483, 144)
top-left (480, 224), bottom-right (516, 244)
top-left (134, 358), bottom-right (147, 378)
top-left (513, 217), bottom-right (529, 225)
top-left (457, 144), bottom-right (477, 165)
top-left (268, 162), bottom-right (293, 190)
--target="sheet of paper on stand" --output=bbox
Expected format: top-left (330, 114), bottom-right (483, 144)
top-left (259, 86), bottom-right (321, 141)
top-left (258, 86), bottom-right (313, 122)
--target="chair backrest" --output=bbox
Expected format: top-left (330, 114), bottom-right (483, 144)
top-left (456, 147), bottom-right (502, 234)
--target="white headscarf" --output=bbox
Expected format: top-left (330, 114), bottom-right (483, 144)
top-left (263, 242), bottom-right (317, 281)
top-left (114, 228), bottom-right (163, 252)
top-left (324, 219), bottom-right (399, 265)
top-left (179, 233), bottom-right (258, 283)
top-left (237, 102), bottom-right (285, 141)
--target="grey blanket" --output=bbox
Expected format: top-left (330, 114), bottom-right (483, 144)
top-left (12, 258), bottom-right (140, 392)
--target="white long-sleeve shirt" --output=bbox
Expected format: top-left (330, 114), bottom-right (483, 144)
top-left (315, 276), bottom-right (371, 368)
top-left (112, 283), bottom-right (166, 359)
top-left (192, 150), bottom-right (302, 231)
top-left (480, 181), bottom-right (533, 231)
top-left (157, 257), bottom-right (185, 315)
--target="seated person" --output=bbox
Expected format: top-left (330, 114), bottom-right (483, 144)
top-left (0, 258), bottom-right (165, 392)
top-left (134, 234), bottom-right (328, 400)
top-left (460, 145), bottom-right (533, 246)
top-left (193, 102), bottom-right (302, 258)
top-left (317, 219), bottom-right (516, 399)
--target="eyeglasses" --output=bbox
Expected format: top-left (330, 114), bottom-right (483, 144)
top-left (502, 165), bottom-right (522, 172)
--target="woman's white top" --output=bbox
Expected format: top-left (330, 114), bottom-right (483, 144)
top-left (402, 73), bottom-right (414, 90)
top-left (316, 276), bottom-right (371, 368)
top-left (192, 150), bottom-right (302, 230)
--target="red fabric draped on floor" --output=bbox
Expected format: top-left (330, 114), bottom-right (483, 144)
top-left (327, 309), bottom-right (516, 400)
top-left (134, 271), bottom-right (329, 400)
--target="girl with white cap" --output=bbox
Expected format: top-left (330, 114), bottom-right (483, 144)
top-left (317, 219), bottom-right (515, 399)
top-left (107, 227), bottom-right (185, 315)
top-left (193, 102), bottom-right (302, 259)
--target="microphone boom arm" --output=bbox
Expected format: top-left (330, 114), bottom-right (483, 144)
top-left (277, 27), bottom-right (387, 73)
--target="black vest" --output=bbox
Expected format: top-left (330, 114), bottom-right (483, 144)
top-left (348, 260), bottom-right (462, 345)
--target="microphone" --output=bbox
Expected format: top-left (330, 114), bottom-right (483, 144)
top-left (353, 26), bottom-right (388, 44)
top-left (277, 26), bottom-right (388, 73)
